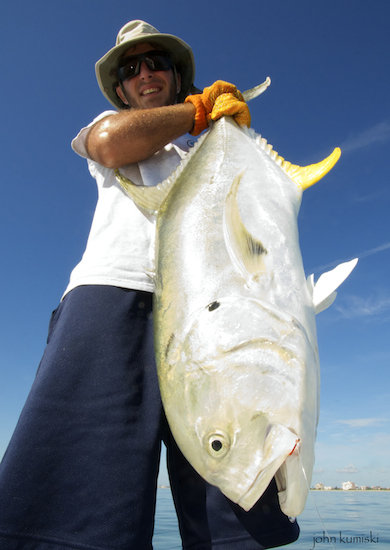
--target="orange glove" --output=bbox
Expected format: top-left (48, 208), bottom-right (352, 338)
top-left (184, 93), bottom-right (208, 136)
top-left (208, 92), bottom-right (251, 127)
top-left (200, 81), bottom-right (241, 112)
top-left (185, 80), bottom-right (249, 136)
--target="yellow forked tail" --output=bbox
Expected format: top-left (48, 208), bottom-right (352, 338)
top-left (243, 82), bottom-right (341, 190)
top-left (256, 139), bottom-right (341, 191)
top-left (283, 148), bottom-right (341, 190)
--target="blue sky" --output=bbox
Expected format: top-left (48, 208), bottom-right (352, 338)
top-left (1, 0), bottom-right (389, 493)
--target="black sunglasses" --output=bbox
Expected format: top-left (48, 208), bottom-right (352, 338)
top-left (117, 50), bottom-right (174, 82)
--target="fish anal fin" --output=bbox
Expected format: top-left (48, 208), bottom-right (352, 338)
top-left (143, 265), bottom-right (156, 281)
top-left (115, 169), bottom-right (173, 215)
top-left (115, 128), bottom-right (211, 213)
top-left (223, 171), bottom-right (268, 287)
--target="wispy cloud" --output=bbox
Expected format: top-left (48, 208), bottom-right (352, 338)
top-left (336, 418), bottom-right (388, 428)
top-left (340, 120), bottom-right (390, 153)
top-left (356, 242), bottom-right (390, 260)
top-left (353, 189), bottom-right (390, 203)
top-left (335, 294), bottom-right (390, 319)
top-left (336, 463), bottom-right (359, 474)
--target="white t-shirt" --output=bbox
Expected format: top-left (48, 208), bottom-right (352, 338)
top-left (63, 110), bottom-right (195, 297)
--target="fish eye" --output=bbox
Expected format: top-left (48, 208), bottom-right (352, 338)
top-left (204, 430), bottom-right (230, 458)
top-left (212, 440), bottom-right (223, 451)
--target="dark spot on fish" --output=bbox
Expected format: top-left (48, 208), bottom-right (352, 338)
top-left (165, 333), bottom-right (175, 360)
top-left (211, 439), bottom-right (223, 452)
top-left (249, 236), bottom-right (267, 256)
top-left (251, 412), bottom-right (266, 422)
top-left (208, 301), bottom-right (220, 312)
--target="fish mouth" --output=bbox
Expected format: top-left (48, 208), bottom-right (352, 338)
top-left (237, 426), bottom-right (298, 512)
top-left (238, 464), bottom-right (284, 511)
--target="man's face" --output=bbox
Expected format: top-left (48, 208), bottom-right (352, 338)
top-left (116, 42), bottom-right (181, 110)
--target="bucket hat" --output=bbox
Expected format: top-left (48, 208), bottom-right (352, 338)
top-left (96, 20), bottom-right (196, 109)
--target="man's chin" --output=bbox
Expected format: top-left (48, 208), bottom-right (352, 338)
top-left (141, 96), bottom-right (166, 108)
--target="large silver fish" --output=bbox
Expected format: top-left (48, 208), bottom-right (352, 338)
top-left (116, 110), bottom-right (357, 517)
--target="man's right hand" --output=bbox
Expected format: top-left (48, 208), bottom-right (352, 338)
top-left (184, 80), bottom-right (251, 135)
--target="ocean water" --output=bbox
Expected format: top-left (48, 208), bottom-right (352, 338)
top-left (153, 489), bottom-right (390, 549)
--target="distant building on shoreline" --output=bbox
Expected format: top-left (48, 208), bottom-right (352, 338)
top-left (342, 481), bottom-right (356, 491)
top-left (312, 481), bottom-right (389, 491)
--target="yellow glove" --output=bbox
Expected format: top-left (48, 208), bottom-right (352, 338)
top-left (200, 81), bottom-right (242, 112)
top-left (208, 92), bottom-right (251, 127)
top-left (185, 80), bottom-right (249, 136)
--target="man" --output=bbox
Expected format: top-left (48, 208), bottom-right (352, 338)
top-left (0, 20), bottom-right (299, 550)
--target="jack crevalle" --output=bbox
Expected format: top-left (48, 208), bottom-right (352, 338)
top-left (116, 105), bottom-right (357, 517)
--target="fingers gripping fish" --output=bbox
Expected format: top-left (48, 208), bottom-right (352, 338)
top-left (115, 88), bottom-right (357, 517)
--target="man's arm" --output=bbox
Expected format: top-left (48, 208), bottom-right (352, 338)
top-left (85, 102), bottom-right (196, 168)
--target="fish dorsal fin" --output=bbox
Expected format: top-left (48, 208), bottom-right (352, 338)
top-left (115, 130), bottom-right (210, 214)
top-left (308, 258), bottom-right (358, 314)
top-left (251, 133), bottom-right (341, 190)
top-left (223, 171), bottom-right (268, 287)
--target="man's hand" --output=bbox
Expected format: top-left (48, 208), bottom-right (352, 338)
top-left (184, 80), bottom-right (251, 135)
top-left (208, 92), bottom-right (250, 126)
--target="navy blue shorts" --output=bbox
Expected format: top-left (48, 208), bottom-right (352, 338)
top-left (0, 286), bottom-right (299, 550)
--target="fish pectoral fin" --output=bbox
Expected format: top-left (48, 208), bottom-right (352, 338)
top-left (309, 257), bottom-right (358, 314)
top-left (314, 291), bottom-right (337, 315)
top-left (306, 273), bottom-right (314, 297)
top-left (115, 169), bottom-right (174, 215)
top-left (223, 171), bottom-right (268, 287)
